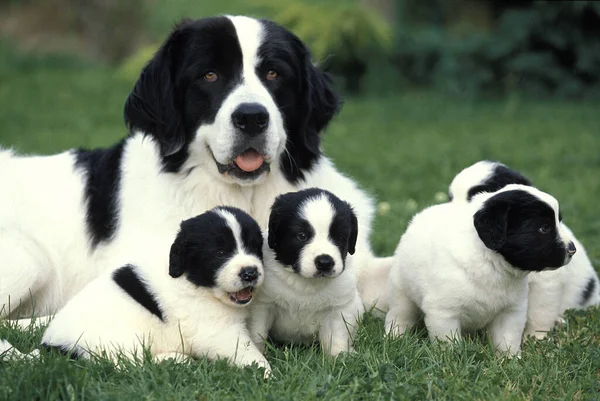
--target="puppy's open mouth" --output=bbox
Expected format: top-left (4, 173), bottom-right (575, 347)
top-left (228, 287), bottom-right (254, 305)
top-left (211, 148), bottom-right (271, 180)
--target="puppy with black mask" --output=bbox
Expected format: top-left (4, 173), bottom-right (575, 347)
top-left (449, 160), bottom-right (600, 338)
top-left (385, 184), bottom-right (576, 355)
top-left (37, 207), bottom-right (271, 376)
top-left (248, 188), bottom-right (364, 356)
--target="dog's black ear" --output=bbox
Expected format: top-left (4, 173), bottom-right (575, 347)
top-left (124, 20), bottom-right (192, 157)
top-left (474, 197), bottom-right (510, 251)
top-left (347, 204), bottom-right (359, 255)
top-left (168, 233), bottom-right (187, 278)
top-left (299, 46), bottom-right (341, 156)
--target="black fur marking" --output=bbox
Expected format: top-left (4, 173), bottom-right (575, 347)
top-left (268, 188), bottom-right (356, 272)
top-left (169, 207), bottom-right (263, 287)
top-left (112, 265), bottom-right (164, 322)
top-left (259, 19), bottom-right (340, 183)
top-left (580, 277), bottom-right (597, 306)
top-left (467, 163), bottom-right (533, 201)
top-left (74, 141), bottom-right (125, 249)
top-left (124, 17), bottom-right (244, 173)
top-left (474, 189), bottom-right (568, 271)
top-left (40, 343), bottom-right (81, 360)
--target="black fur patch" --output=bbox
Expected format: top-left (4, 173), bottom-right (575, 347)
top-left (74, 141), bottom-right (125, 249)
top-left (268, 188), bottom-right (357, 272)
top-left (169, 207), bottom-right (263, 287)
top-left (40, 343), bottom-right (81, 360)
top-left (259, 19), bottom-right (340, 182)
top-left (474, 189), bottom-right (567, 271)
top-left (112, 265), bottom-right (164, 321)
top-left (580, 277), bottom-right (597, 306)
top-left (123, 17), bottom-right (340, 182)
top-left (467, 163), bottom-right (533, 201)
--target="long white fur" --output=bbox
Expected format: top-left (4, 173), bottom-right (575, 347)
top-left (248, 194), bottom-right (364, 356)
top-left (37, 210), bottom-right (271, 376)
top-left (0, 16), bottom-right (386, 322)
top-left (385, 185), bottom-right (573, 355)
top-left (449, 160), bottom-right (600, 338)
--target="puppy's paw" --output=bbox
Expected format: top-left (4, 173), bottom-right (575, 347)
top-left (153, 352), bottom-right (190, 363)
top-left (523, 328), bottom-right (549, 340)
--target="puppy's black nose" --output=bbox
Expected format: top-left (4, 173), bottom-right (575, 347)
top-left (239, 266), bottom-right (259, 283)
top-left (315, 255), bottom-right (335, 272)
top-left (232, 103), bottom-right (269, 135)
top-left (567, 242), bottom-right (577, 256)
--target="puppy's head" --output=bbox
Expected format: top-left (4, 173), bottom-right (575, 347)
top-left (449, 160), bottom-right (532, 202)
top-left (169, 206), bottom-right (264, 306)
top-left (123, 16), bottom-right (339, 184)
top-left (267, 188), bottom-right (358, 279)
top-left (473, 184), bottom-right (576, 271)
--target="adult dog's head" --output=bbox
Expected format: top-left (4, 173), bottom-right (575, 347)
top-left (124, 16), bottom-right (339, 184)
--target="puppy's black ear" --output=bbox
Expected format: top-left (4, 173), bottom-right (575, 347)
top-left (267, 199), bottom-right (284, 250)
top-left (474, 198), bottom-right (510, 251)
top-left (168, 233), bottom-right (187, 278)
top-left (299, 46), bottom-right (341, 156)
top-left (123, 20), bottom-right (191, 157)
top-left (346, 203), bottom-right (359, 255)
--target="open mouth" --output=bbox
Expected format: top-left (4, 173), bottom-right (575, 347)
top-left (228, 287), bottom-right (254, 305)
top-left (211, 148), bottom-right (271, 180)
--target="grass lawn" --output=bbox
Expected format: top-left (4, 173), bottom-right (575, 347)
top-left (1, 46), bottom-right (599, 400)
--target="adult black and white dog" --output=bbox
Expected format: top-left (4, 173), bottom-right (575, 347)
top-left (248, 189), bottom-right (364, 356)
top-left (449, 160), bottom-right (600, 338)
top-left (4, 207), bottom-right (271, 375)
top-left (385, 184), bottom-right (576, 355)
top-left (0, 16), bottom-right (387, 320)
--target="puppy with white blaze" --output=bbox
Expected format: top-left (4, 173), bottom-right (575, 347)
top-left (38, 207), bottom-right (271, 375)
top-left (0, 15), bottom-right (388, 322)
top-left (448, 160), bottom-right (600, 338)
top-left (385, 184), bottom-right (576, 355)
top-left (248, 188), bottom-right (364, 356)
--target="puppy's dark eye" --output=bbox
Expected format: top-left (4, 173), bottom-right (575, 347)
top-left (266, 70), bottom-right (278, 81)
top-left (216, 250), bottom-right (227, 257)
top-left (538, 225), bottom-right (552, 234)
top-left (297, 232), bottom-right (308, 242)
top-left (204, 72), bottom-right (218, 82)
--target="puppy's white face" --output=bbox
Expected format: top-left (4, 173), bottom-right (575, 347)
top-left (267, 189), bottom-right (358, 279)
top-left (169, 207), bottom-right (265, 307)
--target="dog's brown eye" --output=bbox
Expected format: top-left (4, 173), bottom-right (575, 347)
top-left (266, 70), bottom-right (278, 81)
top-left (538, 225), bottom-right (551, 234)
top-left (204, 72), bottom-right (218, 82)
top-left (297, 232), bottom-right (307, 241)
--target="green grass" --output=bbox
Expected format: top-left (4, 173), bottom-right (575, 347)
top-left (1, 46), bottom-right (600, 400)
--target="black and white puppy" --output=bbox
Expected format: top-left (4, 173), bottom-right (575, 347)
top-left (39, 207), bottom-right (271, 375)
top-left (248, 188), bottom-right (364, 356)
top-left (449, 160), bottom-right (600, 338)
top-left (385, 184), bottom-right (576, 355)
top-left (0, 15), bottom-right (387, 323)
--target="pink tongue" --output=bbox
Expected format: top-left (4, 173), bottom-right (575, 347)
top-left (234, 288), bottom-right (252, 301)
top-left (234, 150), bottom-right (264, 172)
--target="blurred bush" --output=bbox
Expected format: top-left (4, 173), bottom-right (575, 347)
top-left (393, 0), bottom-right (600, 97)
top-left (259, 0), bottom-right (394, 94)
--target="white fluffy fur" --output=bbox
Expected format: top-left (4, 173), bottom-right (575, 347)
top-left (449, 160), bottom-right (600, 338)
top-left (385, 185), bottom-right (573, 355)
top-left (39, 211), bottom-right (271, 375)
top-left (248, 195), bottom-right (364, 356)
top-left (0, 16), bottom-right (385, 322)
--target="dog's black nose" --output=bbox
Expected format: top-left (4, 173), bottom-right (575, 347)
top-left (315, 255), bottom-right (335, 272)
top-left (239, 266), bottom-right (259, 283)
top-left (567, 242), bottom-right (577, 256)
top-left (232, 103), bottom-right (269, 135)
